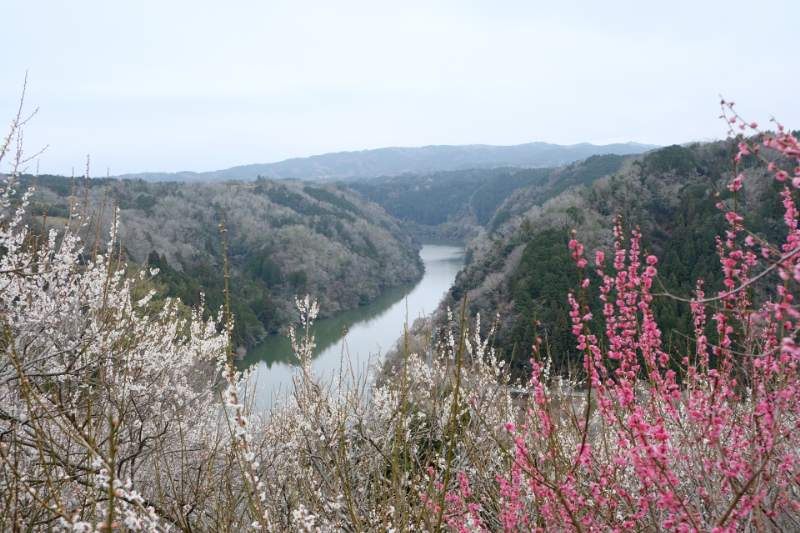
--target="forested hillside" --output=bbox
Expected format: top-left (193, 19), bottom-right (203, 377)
top-left (17, 174), bottom-right (422, 348)
top-left (348, 154), bottom-right (628, 239)
top-left (439, 140), bottom-right (796, 378)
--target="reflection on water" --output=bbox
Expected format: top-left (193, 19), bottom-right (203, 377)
top-left (240, 244), bottom-right (463, 407)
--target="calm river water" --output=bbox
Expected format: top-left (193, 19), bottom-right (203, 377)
top-left (240, 244), bottom-right (464, 408)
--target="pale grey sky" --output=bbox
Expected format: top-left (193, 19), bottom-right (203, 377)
top-left (2, 1), bottom-right (798, 176)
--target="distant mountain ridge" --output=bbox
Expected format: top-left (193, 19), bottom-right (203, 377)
top-left (113, 141), bottom-right (661, 182)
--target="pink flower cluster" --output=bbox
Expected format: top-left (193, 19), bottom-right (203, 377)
top-left (422, 471), bottom-right (488, 533)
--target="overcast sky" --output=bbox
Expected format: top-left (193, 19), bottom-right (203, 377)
top-left (2, 1), bottom-right (798, 176)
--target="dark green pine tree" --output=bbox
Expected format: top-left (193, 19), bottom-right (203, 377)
top-left (550, 307), bottom-right (575, 375)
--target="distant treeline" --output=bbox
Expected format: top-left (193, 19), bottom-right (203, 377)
top-left (348, 155), bottom-right (627, 230)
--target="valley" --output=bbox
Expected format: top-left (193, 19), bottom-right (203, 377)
top-left (16, 135), bottom-right (797, 383)
top-left (8, 3), bottom-right (800, 528)
top-left (8, 130), bottom-right (800, 530)
top-left (242, 243), bottom-right (463, 407)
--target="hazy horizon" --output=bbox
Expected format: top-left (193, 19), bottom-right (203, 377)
top-left (3, 0), bottom-right (799, 176)
top-left (111, 140), bottom-right (660, 179)
top-left (100, 138), bottom-right (659, 181)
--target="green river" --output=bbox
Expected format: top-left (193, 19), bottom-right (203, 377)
top-left (240, 244), bottom-right (464, 408)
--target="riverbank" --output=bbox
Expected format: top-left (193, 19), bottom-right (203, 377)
top-left (239, 244), bottom-right (464, 408)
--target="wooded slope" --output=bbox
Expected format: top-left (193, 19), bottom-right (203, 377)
top-left (19, 175), bottom-right (422, 347)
